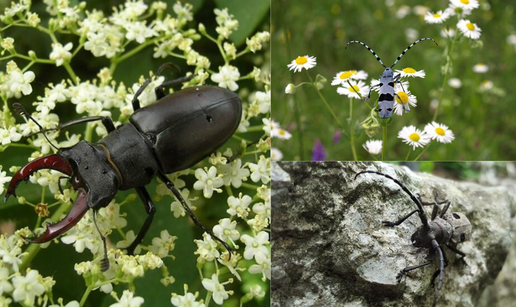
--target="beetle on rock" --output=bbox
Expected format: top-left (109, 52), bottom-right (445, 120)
top-left (5, 63), bottom-right (242, 270)
top-left (355, 170), bottom-right (471, 307)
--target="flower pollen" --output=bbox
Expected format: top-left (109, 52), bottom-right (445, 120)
top-left (396, 92), bottom-right (409, 104)
top-left (403, 67), bottom-right (416, 74)
top-left (348, 85), bottom-right (360, 93)
top-left (409, 133), bottom-right (420, 142)
top-left (340, 70), bottom-right (356, 79)
top-left (435, 127), bottom-right (445, 136)
top-left (466, 22), bottom-right (475, 31)
top-left (295, 56), bottom-right (308, 65)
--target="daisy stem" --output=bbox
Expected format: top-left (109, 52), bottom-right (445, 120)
top-left (404, 148), bottom-right (411, 161)
top-left (382, 125), bottom-right (387, 161)
top-left (413, 142), bottom-right (432, 161)
top-left (349, 98), bottom-right (357, 161)
top-left (79, 286), bottom-right (94, 307)
top-left (305, 71), bottom-right (349, 139)
top-left (292, 91), bottom-right (305, 160)
top-left (433, 31), bottom-right (460, 122)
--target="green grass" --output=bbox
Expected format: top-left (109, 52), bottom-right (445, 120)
top-left (271, 0), bottom-right (516, 161)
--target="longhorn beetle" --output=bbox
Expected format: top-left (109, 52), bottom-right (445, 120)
top-left (345, 38), bottom-right (437, 119)
top-left (355, 170), bottom-right (471, 307)
top-left (5, 63), bottom-right (242, 271)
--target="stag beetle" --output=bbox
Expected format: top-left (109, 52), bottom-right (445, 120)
top-left (5, 63), bottom-right (242, 270)
top-left (355, 171), bottom-right (471, 307)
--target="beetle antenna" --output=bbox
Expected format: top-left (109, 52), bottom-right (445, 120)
top-left (355, 171), bottom-right (429, 226)
top-left (92, 210), bottom-right (110, 272)
top-left (13, 102), bottom-right (59, 151)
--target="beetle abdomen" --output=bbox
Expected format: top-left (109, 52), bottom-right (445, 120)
top-left (130, 86), bottom-right (242, 173)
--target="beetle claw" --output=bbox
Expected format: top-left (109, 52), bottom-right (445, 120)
top-left (26, 189), bottom-right (89, 243)
top-left (5, 154), bottom-right (73, 203)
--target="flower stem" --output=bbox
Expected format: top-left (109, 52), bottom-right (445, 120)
top-left (305, 71), bottom-right (349, 139)
top-left (382, 125), bottom-right (387, 161)
top-left (79, 286), bottom-right (93, 307)
top-left (349, 98), bottom-right (357, 161)
top-left (413, 142), bottom-right (432, 161)
top-left (405, 148), bottom-right (412, 161)
top-left (433, 31), bottom-right (460, 121)
top-left (292, 91), bottom-right (305, 160)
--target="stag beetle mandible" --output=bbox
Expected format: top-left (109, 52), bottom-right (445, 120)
top-left (5, 63), bottom-right (242, 270)
top-left (355, 171), bottom-right (471, 307)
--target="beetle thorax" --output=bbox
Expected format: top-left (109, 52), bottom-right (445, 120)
top-left (411, 217), bottom-right (453, 248)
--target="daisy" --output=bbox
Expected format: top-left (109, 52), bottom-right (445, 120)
top-left (271, 148), bottom-right (283, 161)
top-left (363, 140), bottom-right (382, 155)
top-left (424, 122), bottom-right (455, 144)
top-left (337, 80), bottom-right (369, 99)
top-left (450, 0), bottom-right (479, 10)
top-left (287, 55), bottom-right (316, 73)
top-left (331, 70), bottom-right (368, 86)
top-left (448, 78), bottom-right (462, 88)
top-left (285, 83), bottom-right (296, 94)
top-left (394, 90), bottom-right (417, 116)
top-left (457, 19), bottom-right (481, 39)
top-left (272, 127), bottom-right (292, 140)
top-left (395, 67), bottom-right (425, 78)
top-left (472, 63), bottom-right (488, 73)
top-left (398, 125), bottom-right (431, 150)
top-left (424, 10), bottom-right (450, 24)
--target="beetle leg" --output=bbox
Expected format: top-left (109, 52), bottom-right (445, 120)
top-left (396, 260), bottom-right (432, 283)
top-left (154, 75), bottom-right (194, 100)
top-left (382, 209), bottom-right (419, 227)
top-left (446, 244), bottom-right (466, 260)
top-left (157, 172), bottom-right (234, 256)
top-left (438, 200), bottom-right (451, 218)
top-left (25, 188), bottom-right (89, 243)
top-left (431, 239), bottom-right (445, 307)
top-left (4, 154), bottom-right (73, 202)
top-left (125, 186), bottom-right (156, 255)
top-left (92, 209), bottom-right (110, 271)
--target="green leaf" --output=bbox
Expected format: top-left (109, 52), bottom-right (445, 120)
top-left (214, 0), bottom-right (270, 46)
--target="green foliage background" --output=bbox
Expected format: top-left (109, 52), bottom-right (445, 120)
top-left (0, 0), bottom-right (270, 306)
top-left (271, 0), bottom-right (516, 161)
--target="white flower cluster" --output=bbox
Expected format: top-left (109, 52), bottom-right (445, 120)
top-left (423, 0), bottom-right (482, 39)
top-left (0, 0), bottom-right (270, 306)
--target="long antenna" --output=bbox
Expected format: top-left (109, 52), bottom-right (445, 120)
top-left (355, 171), bottom-right (429, 227)
top-left (13, 102), bottom-right (59, 151)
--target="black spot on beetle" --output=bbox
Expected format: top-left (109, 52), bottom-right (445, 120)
top-left (460, 233), bottom-right (466, 242)
top-left (453, 213), bottom-right (460, 219)
top-left (206, 115), bottom-right (213, 123)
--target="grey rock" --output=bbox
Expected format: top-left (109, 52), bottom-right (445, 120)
top-left (272, 162), bottom-right (514, 307)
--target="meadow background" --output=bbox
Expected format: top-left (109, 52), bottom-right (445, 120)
top-left (0, 0), bottom-right (270, 306)
top-left (271, 0), bottom-right (516, 161)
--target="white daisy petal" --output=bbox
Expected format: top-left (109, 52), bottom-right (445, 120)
top-left (398, 125), bottom-right (431, 150)
top-left (457, 19), bottom-right (481, 39)
top-left (424, 122), bottom-right (455, 144)
top-left (287, 55), bottom-right (317, 73)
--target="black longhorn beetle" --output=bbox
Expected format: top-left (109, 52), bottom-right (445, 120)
top-left (355, 171), bottom-right (471, 307)
top-left (5, 63), bottom-right (242, 271)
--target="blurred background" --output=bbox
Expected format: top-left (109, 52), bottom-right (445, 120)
top-left (271, 0), bottom-right (515, 161)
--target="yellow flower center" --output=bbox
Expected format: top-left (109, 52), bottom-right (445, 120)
top-left (466, 22), bottom-right (475, 31)
top-left (435, 127), bottom-right (445, 136)
top-left (433, 13), bottom-right (441, 18)
top-left (409, 133), bottom-right (420, 142)
top-left (348, 85), bottom-right (360, 93)
top-left (396, 92), bottom-right (409, 104)
top-left (460, 0), bottom-right (470, 4)
top-left (340, 70), bottom-right (356, 79)
top-left (295, 56), bottom-right (308, 65)
top-left (279, 129), bottom-right (286, 135)
top-left (403, 67), bottom-right (416, 74)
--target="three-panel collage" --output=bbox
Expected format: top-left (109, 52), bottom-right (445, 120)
top-left (0, 0), bottom-right (514, 306)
